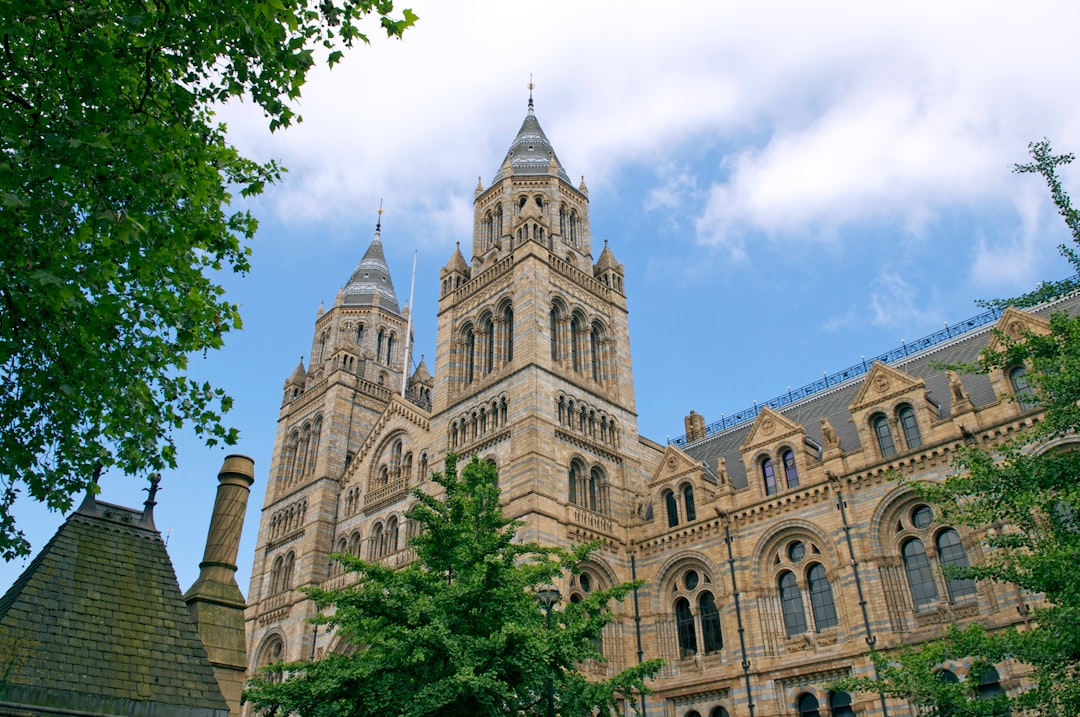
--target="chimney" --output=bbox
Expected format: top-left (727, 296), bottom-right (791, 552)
top-left (184, 454), bottom-right (255, 717)
top-left (684, 411), bottom-right (706, 442)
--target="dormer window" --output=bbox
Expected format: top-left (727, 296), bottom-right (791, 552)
top-left (762, 457), bottom-right (778, 496)
top-left (873, 414), bottom-right (896, 458)
top-left (898, 405), bottom-right (922, 449)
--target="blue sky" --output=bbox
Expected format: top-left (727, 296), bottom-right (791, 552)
top-left (4, 0), bottom-right (1080, 595)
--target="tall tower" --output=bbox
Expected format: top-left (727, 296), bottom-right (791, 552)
top-left (431, 94), bottom-right (645, 548)
top-left (245, 221), bottom-right (412, 662)
top-left (246, 97), bottom-right (659, 678)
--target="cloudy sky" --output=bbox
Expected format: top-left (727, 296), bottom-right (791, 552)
top-left (4, 0), bottom-right (1080, 595)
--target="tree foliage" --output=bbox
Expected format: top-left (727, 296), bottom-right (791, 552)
top-left (838, 140), bottom-right (1080, 715)
top-left (243, 455), bottom-right (663, 717)
top-left (0, 0), bottom-right (415, 558)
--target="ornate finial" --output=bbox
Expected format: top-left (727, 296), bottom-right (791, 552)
top-left (376, 199), bottom-right (384, 234)
top-left (143, 473), bottom-right (161, 514)
top-left (527, 74), bottom-right (534, 113)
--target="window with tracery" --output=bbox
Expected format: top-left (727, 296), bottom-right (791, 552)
top-left (897, 503), bottom-right (977, 611)
top-left (669, 567), bottom-right (722, 660)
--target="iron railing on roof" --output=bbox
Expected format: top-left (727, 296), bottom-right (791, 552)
top-left (668, 305), bottom-right (1006, 447)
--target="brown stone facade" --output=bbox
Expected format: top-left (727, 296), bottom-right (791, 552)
top-left (244, 106), bottom-right (1054, 717)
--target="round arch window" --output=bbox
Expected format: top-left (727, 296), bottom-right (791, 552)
top-left (684, 570), bottom-right (700, 591)
top-left (579, 572), bottom-right (593, 593)
top-left (788, 541), bottom-right (806, 562)
top-left (912, 505), bottom-right (933, 529)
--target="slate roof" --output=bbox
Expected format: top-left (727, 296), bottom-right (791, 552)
top-left (0, 491), bottom-right (228, 717)
top-left (341, 227), bottom-right (401, 313)
top-left (491, 100), bottom-right (572, 185)
top-left (681, 293), bottom-right (1080, 490)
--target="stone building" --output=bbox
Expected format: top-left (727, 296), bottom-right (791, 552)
top-left (244, 98), bottom-right (1057, 717)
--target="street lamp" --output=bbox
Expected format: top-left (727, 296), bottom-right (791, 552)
top-left (537, 587), bottom-right (561, 717)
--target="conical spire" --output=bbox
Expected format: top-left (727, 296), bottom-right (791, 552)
top-left (491, 94), bottom-right (571, 184)
top-left (410, 355), bottom-right (432, 385)
top-left (341, 215), bottom-right (401, 312)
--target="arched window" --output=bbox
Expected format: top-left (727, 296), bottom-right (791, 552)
top-left (829, 691), bottom-right (855, 717)
top-left (665, 490), bottom-right (679, 528)
top-left (590, 323), bottom-right (604, 382)
top-left (710, 708), bottom-right (730, 717)
top-left (683, 484), bottom-right (697, 521)
top-left (675, 597), bottom-right (697, 658)
top-left (348, 531), bottom-right (362, 557)
top-left (898, 405), bottom-right (922, 449)
top-left (779, 570), bottom-right (807, 637)
top-left (936, 529), bottom-right (977, 603)
top-left (873, 414), bottom-right (896, 458)
top-left (699, 592), bottom-right (723, 652)
top-left (976, 667), bottom-right (1005, 701)
top-left (589, 467), bottom-right (605, 513)
top-left (370, 523), bottom-right (384, 559)
top-left (807, 563), bottom-right (838, 630)
top-left (502, 303), bottom-right (514, 363)
top-left (797, 693), bottom-right (821, 717)
top-left (386, 334), bottom-right (394, 364)
top-left (376, 328), bottom-right (384, 361)
top-left (571, 314), bottom-right (583, 372)
top-left (386, 516), bottom-right (399, 554)
top-left (483, 315), bottom-right (495, 373)
top-left (1010, 366), bottom-right (1036, 410)
top-left (465, 327), bottom-right (476, 384)
top-left (258, 634), bottom-right (286, 682)
top-left (356, 324), bottom-right (364, 345)
top-left (782, 449), bottom-right (799, 489)
top-left (902, 538), bottom-right (939, 610)
top-left (568, 462), bottom-right (580, 505)
top-left (550, 304), bottom-right (562, 361)
top-left (762, 457), bottom-right (778, 496)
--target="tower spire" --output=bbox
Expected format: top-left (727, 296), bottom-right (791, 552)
top-left (527, 74), bottom-right (534, 114)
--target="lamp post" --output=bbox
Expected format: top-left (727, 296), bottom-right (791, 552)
top-left (537, 587), bottom-right (561, 717)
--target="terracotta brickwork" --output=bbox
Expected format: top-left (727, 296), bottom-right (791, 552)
top-left (244, 103), bottom-right (1058, 717)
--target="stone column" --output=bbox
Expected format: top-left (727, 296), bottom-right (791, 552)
top-left (184, 454), bottom-right (255, 717)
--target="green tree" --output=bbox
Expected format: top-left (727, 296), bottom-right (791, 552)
top-left (838, 140), bottom-right (1080, 715)
top-left (244, 455), bottom-right (663, 717)
top-left (0, 0), bottom-right (415, 559)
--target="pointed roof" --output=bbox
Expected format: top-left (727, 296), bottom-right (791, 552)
top-left (0, 490), bottom-right (228, 717)
top-left (342, 224), bottom-right (401, 313)
top-left (491, 98), bottom-right (571, 184)
top-left (286, 357), bottom-right (306, 387)
top-left (442, 242), bottom-right (470, 277)
top-left (595, 240), bottom-right (623, 273)
top-left (411, 355), bottom-right (432, 385)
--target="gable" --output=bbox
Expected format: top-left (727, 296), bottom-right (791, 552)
top-left (649, 445), bottom-right (703, 486)
top-left (985, 306), bottom-right (1051, 353)
top-left (740, 406), bottom-right (804, 453)
top-left (849, 361), bottom-right (926, 412)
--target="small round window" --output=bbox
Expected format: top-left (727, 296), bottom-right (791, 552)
top-left (684, 570), bottom-right (700, 591)
top-left (788, 541), bottom-right (806, 562)
top-left (912, 505), bottom-right (933, 529)
top-left (579, 573), bottom-right (592, 593)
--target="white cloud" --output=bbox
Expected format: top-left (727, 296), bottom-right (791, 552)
top-left (215, 0), bottom-right (1080, 263)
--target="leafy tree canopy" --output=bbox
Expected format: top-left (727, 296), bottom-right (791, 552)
top-left (0, 0), bottom-right (415, 558)
top-left (243, 455), bottom-right (663, 717)
top-left (837, 140), bottom-right (1080, 716)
